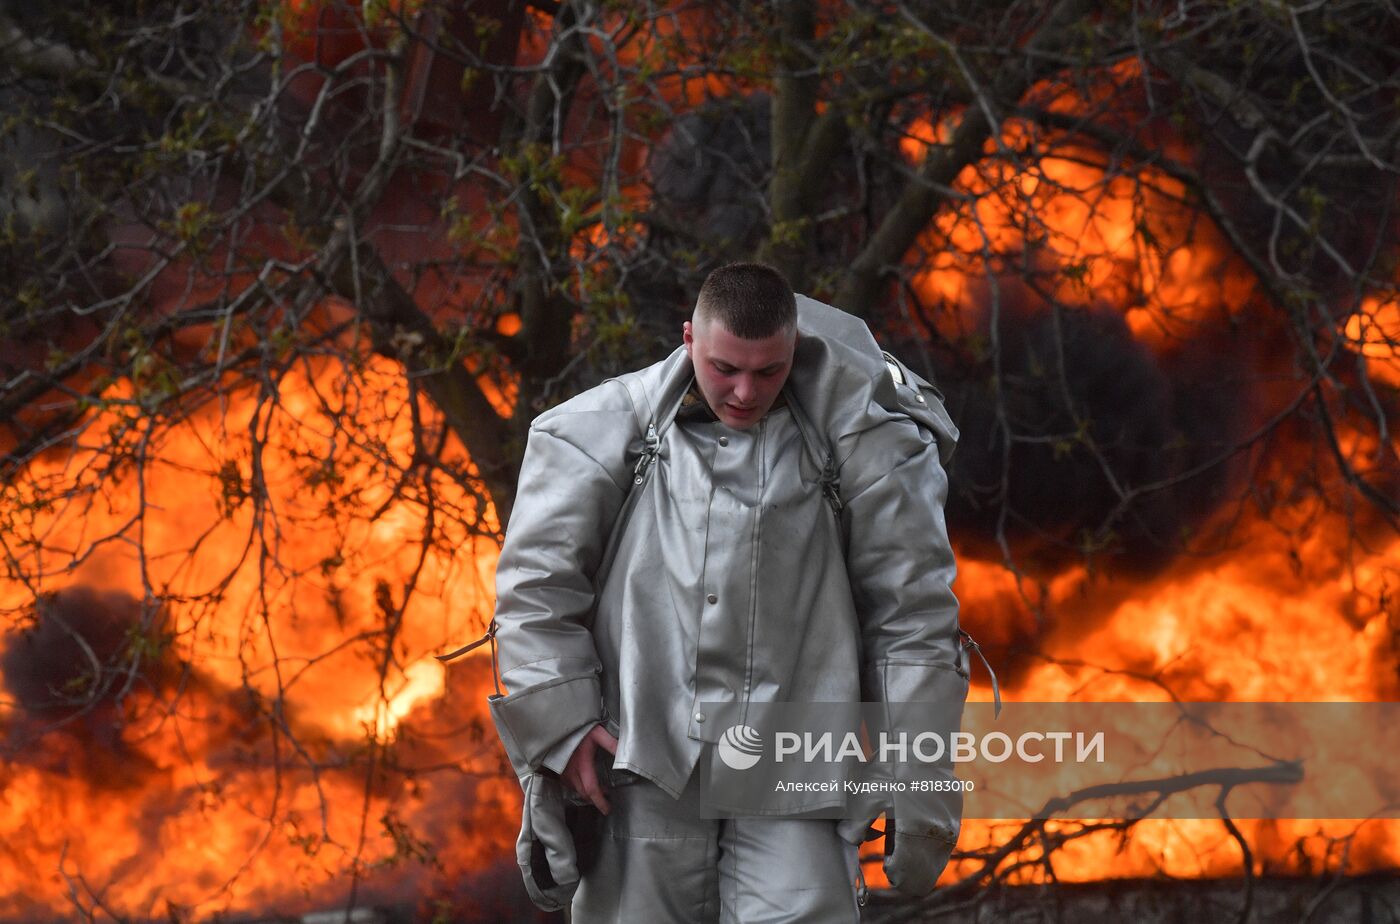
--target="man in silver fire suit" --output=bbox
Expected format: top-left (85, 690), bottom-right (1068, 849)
top-left (486, 263), bottom-right (967, 921)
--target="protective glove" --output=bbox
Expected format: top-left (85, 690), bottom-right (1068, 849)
top-left (882, 818), bottom-right (958, 897)
top-left (515, 772), bottom-right (584, 911)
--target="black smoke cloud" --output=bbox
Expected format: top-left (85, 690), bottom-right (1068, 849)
top-left (0, 588), bottom-right (185, 789)
top-left (918, 287), bottom-right (1256, 576)
top-left (1, 587), bottom-right (179, 717)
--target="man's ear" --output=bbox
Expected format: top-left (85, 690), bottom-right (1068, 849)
top-left (682, 320), bottom-right (693, 355)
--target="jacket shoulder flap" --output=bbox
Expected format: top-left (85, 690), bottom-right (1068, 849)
top-left (530, 378), bottom-right (644, 492)
top-left (877, 352), bottom-right (959, 467)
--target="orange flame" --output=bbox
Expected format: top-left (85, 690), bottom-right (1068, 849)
top-left (0, 353), bottom-right (514, 919)
top-left (1345, 295), bottom-right (1400, 388)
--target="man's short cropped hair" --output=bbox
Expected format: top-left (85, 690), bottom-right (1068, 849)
top-left (695, 262), bottom-right (797, 339)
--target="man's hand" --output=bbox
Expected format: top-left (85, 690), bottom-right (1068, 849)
top-left (560, 724), bottom-right (619, 814)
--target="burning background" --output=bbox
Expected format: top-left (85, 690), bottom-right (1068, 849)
top-left (1, 0), bottom-right (1398, 920)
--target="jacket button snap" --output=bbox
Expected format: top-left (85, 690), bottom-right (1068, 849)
top-left (915, 394), bottom-right (926, 403)
top-left (706, 593), bottom-right (718, 604)
top-left (694, 712), bottom-right (706, 723)
top-left (718, 436), bottom-right (729, 446)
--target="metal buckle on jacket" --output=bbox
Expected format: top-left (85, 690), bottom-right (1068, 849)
top-left (820, 453), bottom-right (842, 513)
top-left (633, 423), bottom-right (659, 484)
top-left (883, 352), bottom-right (905, 387)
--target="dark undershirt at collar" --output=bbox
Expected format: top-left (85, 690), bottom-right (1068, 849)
top-left (674, 379), bottom-right (787, 423)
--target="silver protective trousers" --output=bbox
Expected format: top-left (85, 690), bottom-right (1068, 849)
top-left (570, 776), bottom-right (861, 923)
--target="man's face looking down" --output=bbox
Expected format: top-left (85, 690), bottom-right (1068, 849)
top-left (683, 308), bottom-right (796, 430)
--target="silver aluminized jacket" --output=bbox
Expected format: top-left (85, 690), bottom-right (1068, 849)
top-left (489, 297), bottom-right (968, 904)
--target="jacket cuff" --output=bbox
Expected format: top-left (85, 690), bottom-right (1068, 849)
top-left (489, 672), bottom-right (603, 778)
top-left (836, 812), bottom-right (883, 845)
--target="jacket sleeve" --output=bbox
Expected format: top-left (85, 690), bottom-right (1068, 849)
top-left (842, 431), bottom-right (965, 702)
top-left (489, 408), bottom-right (632, 779)
top-left (838, 422), bottom-right (968, 892)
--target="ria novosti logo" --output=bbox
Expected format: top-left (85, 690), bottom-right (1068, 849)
top-left (714, 722), bottom-right (1105, 771)
top-left (717, 725), bottom-right (764, 770)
